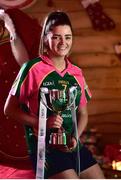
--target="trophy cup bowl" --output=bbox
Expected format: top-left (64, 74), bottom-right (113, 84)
top-left (49, 89), bottom-right (69, 113)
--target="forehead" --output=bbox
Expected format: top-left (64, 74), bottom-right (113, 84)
top-left (50, 25), bottom-right (72, 35)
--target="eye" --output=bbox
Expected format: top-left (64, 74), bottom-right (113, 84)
top-left (51, 36), bottom-right (59, 40)
top-left (65, 36), bottom-right (72, 40)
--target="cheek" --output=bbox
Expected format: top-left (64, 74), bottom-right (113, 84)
top-left (69, 41), bottom-right (72, 46)
top-left (50, 41), bottom-right (58, 49)
top-left (69, 41), bottom-right (73, 49)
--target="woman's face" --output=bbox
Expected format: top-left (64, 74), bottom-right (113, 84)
top-left (46, 25), bottom-right (73, 57)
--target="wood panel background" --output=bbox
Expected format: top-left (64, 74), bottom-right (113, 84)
top-left (23, 0), bottom-right (121, 147)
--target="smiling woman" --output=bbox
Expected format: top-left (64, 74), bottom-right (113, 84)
top-left (0, 0), bottom-right (37, 9)
top-left (4, 10), bottom-right (105, 179)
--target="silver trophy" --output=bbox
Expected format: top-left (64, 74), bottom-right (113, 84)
top-left (36, 86), bottom-right (79, 178)
top-left (40, 87), bottom-right (77, 151)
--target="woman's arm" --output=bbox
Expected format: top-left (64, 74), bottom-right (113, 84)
top-left (10, 36), bottom-right (29, 66)
top-left (69, 105), bottom-right (88, 149)
top-left (0, 9), bottom-right (29, 66)
top-left (77, 105), bottom-right (88, 138)
top-left (4, 94), bottom-right (38, 129)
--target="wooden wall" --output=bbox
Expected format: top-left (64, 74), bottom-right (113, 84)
top-left (24, 0), bottom-right (121, 146)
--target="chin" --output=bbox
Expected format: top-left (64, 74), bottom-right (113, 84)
top-left (57, 52), bottom-right (68, 57)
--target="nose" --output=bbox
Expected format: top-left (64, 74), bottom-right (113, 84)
top-left (59, 37), bottom-right (65, 45)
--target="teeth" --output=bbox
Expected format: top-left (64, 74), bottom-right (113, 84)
top-left (58, 47), bottom-right (66, 50)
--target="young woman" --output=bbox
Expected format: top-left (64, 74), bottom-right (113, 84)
top-left (4, 11), bottom-right (105, 179)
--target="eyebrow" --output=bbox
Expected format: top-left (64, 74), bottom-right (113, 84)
top-left (53, 34), bottom-right (72, 36)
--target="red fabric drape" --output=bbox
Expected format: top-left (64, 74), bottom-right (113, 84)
top-left (0, 8), bottom-right (41, 160)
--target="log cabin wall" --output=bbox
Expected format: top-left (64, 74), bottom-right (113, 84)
top-left (23, 0), bottom-right (121, 147)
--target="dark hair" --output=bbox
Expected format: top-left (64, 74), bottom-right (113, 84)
top-left (44, 11), bottom-right (73, 35)
top-left (39, 11), bottom-right (73, 54)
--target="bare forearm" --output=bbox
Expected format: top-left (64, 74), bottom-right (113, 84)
top-left (5, 106), bottom-right (38, 128)
top-left (11, 36), bottom-right (29, 66)
top-left (77, 106), bottom-right (88, 138)
top-left (0, 10), bottom-right (29, 66)
top-left (4, 95), bottom-right (38, 128)
top-left (77, 113), bottom-right (88, 138)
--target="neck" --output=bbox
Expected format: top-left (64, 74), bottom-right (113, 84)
top-left (47, 54), bottom-right (67, 72)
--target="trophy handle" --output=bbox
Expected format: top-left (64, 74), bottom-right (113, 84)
top-left (40, 87), bottom-right (53, 112)
top-left (68, 86), bottom-right (77, 109)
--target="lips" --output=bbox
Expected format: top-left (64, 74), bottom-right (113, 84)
top-left (58, 46), bottom-right (68, 50)
top-left (59, 48), bottom-right (67, 50)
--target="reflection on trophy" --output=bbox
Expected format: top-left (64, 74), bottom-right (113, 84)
top-left (49, 89), bottom-right (69, 114)
top-left (40, 87), bottom-right (77, 151)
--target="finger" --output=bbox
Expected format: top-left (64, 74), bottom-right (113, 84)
top-left (53, 124), bottom-right (61, 128)
top-left (56, 116), bottom-right (63, 124)
top-left (53, 121), bottom-right (62, 128)
top-left (47, 120), bottom-right (61, 129)
top-left (56, 114), bottom-right (63, 120)
top-left (55, 119), bottom-right (63, 125)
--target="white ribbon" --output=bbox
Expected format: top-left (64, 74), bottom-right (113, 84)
top-left (69, 87), bottom-right (80, 176)
top-left (36, 91), bottom-right (47, 179)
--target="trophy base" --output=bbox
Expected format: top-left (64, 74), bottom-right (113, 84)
top-left (48, 144), bottom-right (72, 152)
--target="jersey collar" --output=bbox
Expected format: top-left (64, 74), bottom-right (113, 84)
top-left (39, 54), bottom-right (72, 77)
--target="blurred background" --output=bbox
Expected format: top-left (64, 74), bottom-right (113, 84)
top-left (0, 0), bottom-right (121, 178)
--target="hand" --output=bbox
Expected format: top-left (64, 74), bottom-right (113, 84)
top-left (58, 136), bottom-right (78, 152)
top-left (68, 136), bottom-right (77, 151)
top-left (47, 114), bottom-right (63, 129)
top-left (0, 9), bottom-right (16, 40)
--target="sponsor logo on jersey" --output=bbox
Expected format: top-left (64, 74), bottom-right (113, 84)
top-left (43, 81), bottom-right (55, 86)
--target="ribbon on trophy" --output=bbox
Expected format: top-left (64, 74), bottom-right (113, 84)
top-left (69, 87), bottom-right (80, 175)
top-left (36, 88), bottom-right (48, 179)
